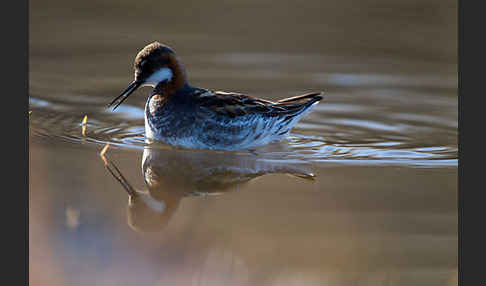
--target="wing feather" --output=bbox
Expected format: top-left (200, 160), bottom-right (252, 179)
top-left (194, 90), bottom-right (323, 118)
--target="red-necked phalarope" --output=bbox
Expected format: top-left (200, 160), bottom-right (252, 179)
top-left (109, 42), bottom-right (324, 150)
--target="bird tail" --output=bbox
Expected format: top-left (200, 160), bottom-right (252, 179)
top-left (276, 91), bottom-right (324, 105)
top-left (264, 91), bottom-right (324, 137)
top-left (271, 91), bottom-right (324, 115)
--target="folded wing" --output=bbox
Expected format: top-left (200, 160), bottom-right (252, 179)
top-left (195, 90), bottom-right (324, 118)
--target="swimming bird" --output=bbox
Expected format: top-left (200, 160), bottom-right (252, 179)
top-left (109, 42), bottom-right (324, 150)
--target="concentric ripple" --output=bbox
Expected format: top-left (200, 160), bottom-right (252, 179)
top-left (29, 92), bottom-right (457, 167)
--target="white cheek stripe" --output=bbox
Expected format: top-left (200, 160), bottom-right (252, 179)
top-left (140, 195), bottom-right (167, 213)
top-left (143, 68), bottom-right (173, 87)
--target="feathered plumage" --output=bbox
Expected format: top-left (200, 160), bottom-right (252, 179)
top-left (110, 42), bottom-right (324, 150)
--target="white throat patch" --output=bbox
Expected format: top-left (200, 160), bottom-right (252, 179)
top-left (143, 68), bottom-right (173, 87)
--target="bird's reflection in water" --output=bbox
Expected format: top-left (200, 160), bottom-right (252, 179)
top-left (102, 146), bottom-right (315, 233)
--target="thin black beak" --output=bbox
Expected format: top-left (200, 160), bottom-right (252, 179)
top-left (108, 80), bottom-right (142, 111)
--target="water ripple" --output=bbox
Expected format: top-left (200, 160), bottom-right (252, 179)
top-left (29, 96), bottom-right (457, 167)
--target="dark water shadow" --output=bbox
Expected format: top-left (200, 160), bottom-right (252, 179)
top-left (101, 146), bottom-right (315, 233)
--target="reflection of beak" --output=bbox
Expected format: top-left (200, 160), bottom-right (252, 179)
top-left (108, 80), bottom-right (142, 110)
top-left (101, 153), bottom-right (138, 197)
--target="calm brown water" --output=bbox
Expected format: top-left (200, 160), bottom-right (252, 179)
top-left (29, 0), bottom-right (457, 285)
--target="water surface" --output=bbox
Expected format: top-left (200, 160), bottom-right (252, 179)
top-left (29, 0), bottom-right (457, 285)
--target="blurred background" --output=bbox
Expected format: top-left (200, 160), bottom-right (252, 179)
top-left (30, 0), bottom-right (457, 285)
